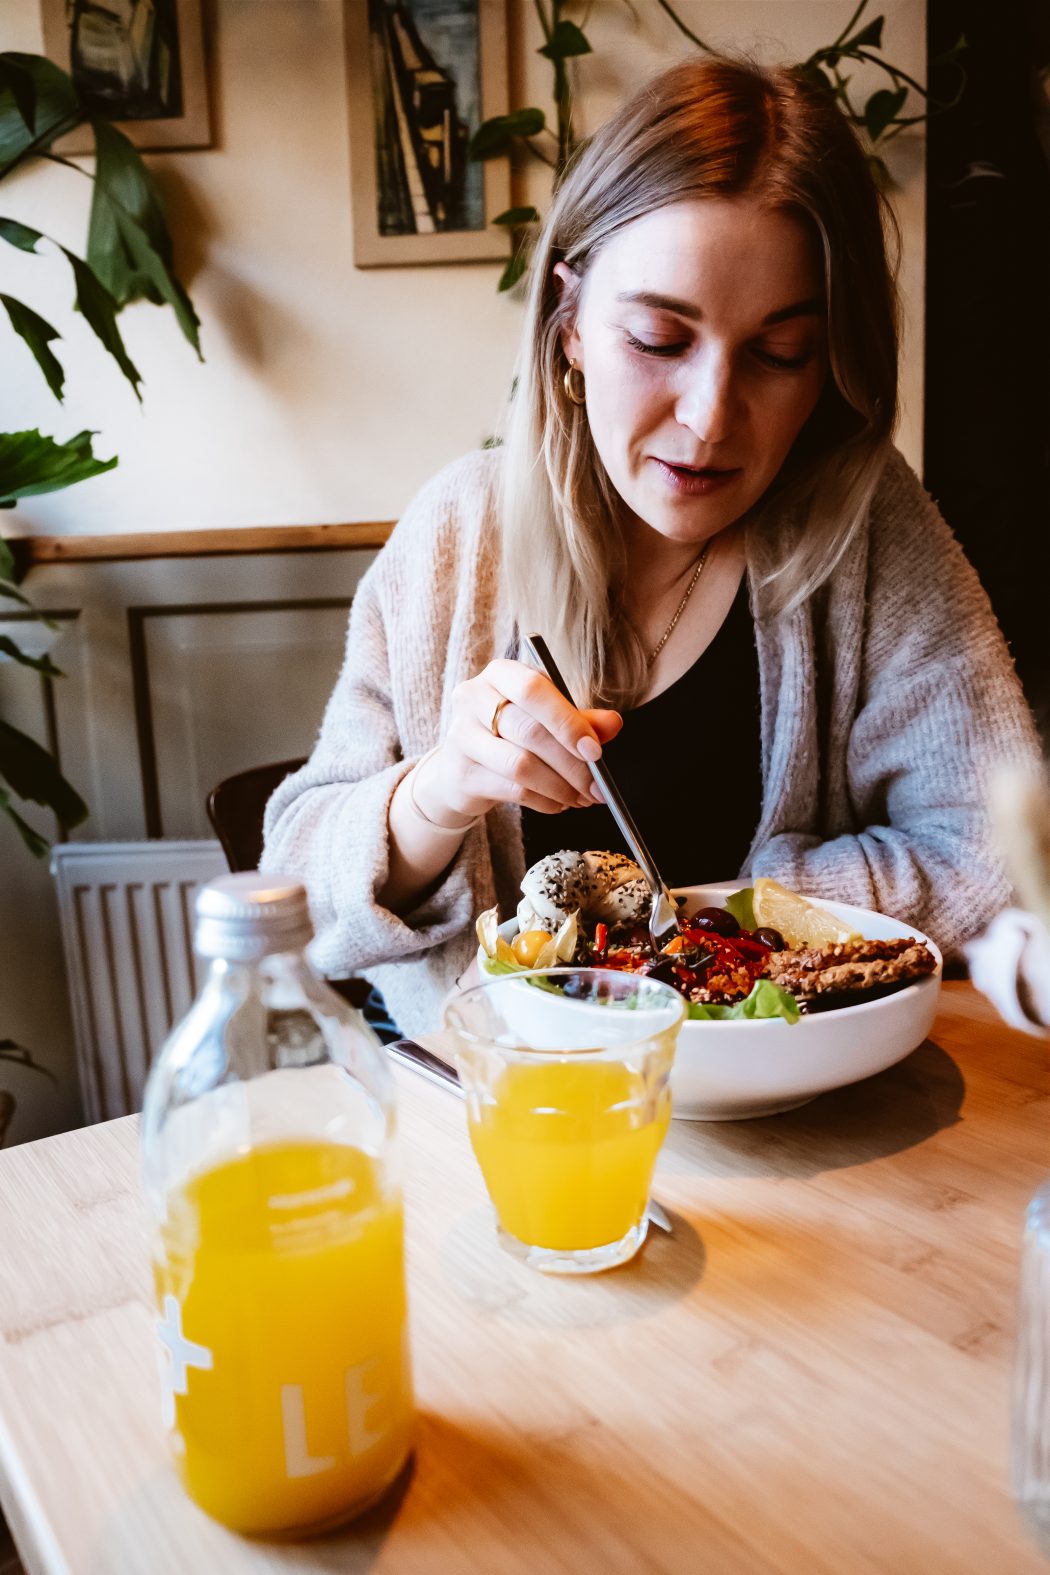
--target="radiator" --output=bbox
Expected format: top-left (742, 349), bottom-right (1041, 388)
top-left (51, 841), bottom-right (228, 1123)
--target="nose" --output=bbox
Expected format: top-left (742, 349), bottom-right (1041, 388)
top-left (674, 349), bottom-right (740, 445)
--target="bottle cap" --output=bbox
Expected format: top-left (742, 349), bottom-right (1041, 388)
top-left (195, 873), bottom-right (314, 961)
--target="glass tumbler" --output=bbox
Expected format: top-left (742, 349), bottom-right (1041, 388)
top-left (1014, 1179), bottom-right (1050, 1550)
top-left (443, 968), bottom-right (685, 1274)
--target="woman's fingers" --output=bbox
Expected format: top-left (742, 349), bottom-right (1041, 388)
top-left (435, 661), bottom-right (620, 819)
top-left (483, 660), bottom-right (604, 762)
top-left (488, 700), bottom-right (598, 802)
top-left (584, 707), bottom-right (624, 745)
top-left (463, 720), bottom-right (593, 811)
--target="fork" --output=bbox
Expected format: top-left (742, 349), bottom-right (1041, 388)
top-left (521, 634), bottom-right (682, 952)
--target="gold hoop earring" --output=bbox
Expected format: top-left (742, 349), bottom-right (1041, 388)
top-left (563, 359), bottom-right (586, 407)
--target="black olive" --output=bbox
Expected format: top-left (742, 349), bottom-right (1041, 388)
top-left (690, 906), bottom-right (740, 938)
top-left (752, 927), bottom-right (786, 951)
top-left (643, 957), bottom-right (681, 986)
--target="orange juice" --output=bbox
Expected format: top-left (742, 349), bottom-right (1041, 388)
top-left (154, 1140), bottom-right (413, 1536)
top-left (467, 1060), bottom-right (670, 1250)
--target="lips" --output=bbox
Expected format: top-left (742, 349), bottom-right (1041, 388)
top-left (651, 458), bottom-right (742, 495)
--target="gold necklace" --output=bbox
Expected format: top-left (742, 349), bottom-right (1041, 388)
top-left (647, 543), bottom-right (711, 665)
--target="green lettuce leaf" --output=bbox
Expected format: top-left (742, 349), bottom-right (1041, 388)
top-left (725, 886), bottom-right (756, 931)
top-left (480, 956), bottom-right (523, 978)
top-left (687, 978), bottom-right (800, 1024)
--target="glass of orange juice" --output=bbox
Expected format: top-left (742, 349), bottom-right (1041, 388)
top-left (444, 969), bottom-right (684, 1274)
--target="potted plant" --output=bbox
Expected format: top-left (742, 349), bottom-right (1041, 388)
top-left (472, 1), bottom-right (966, 290)
top-left (0, 49), bottom-right (201, 1142)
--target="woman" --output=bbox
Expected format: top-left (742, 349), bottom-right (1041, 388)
top-left (263, 56), bottom-right (1039, 1041)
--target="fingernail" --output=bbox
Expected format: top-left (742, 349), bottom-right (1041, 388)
top-left (590, 782), bottom-right (605, 804)
top-left (578, 736), bottom-right (601, 762)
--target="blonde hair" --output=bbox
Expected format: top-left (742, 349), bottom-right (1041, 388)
top-left (500, 55), bottom-right (900, 708)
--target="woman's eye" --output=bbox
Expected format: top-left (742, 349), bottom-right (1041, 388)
top-left (753, 347), bottom-right (814, 372)
top-left (625, 332), bottom-right (686, 358)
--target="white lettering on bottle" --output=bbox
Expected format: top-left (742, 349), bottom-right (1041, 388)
top-left (281, 1385), bottom-right (337, 1478)
top-left (156, 1295), bottom-right (213, 1429)
top-left (346, 1357), bottom-right (385, 1456)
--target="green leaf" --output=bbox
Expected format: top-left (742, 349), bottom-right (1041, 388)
top-left (492, 206), bottom-right (541, 227)
top-left (480, 956), bottom-right (521, 977)
top-left (867, 153), bottom-right (893, 188)
top-left (0, 538), bottom-right (15, 580)
top-left (0, 294), bottom-right (64, 401)
top-left (841, 16), bottom-right (885, 52)
top-left (61, 249), bottom-right (143, 398)
top-left (0, 718), bottom-right (88, 829)
top-left (687, 979), bottom-right (801, 1024)
top-left (0, 52), bottom-right (82, 175)
top-left (0, 217), bottom-right (44, 253)
top-left (0, 580), bottom-right (36, 612)
top-left (0, 57), bottom-right (36, 133)
top-left (802, 64), bottom-right (833, 95)
top-left (863, 86), bottom-right (907, 142)
top-left (538, 21), bottom-right (592, 61)
top-left (724, 887), bottom-right (757, 932)
top-left (498, 249), bottom-right (529, 293)
top-left (0, 429), bottom-right (117, 506)
top-left (0, 635), bottom-right (63, 677)
top-left (470, 108), bottom-right (546, 159)
top-left (0, 786), bottom-right (50, 858)
top-left (87, 120), bottom-right (202, 355)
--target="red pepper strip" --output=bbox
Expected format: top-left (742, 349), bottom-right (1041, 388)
top-left (706, 934), bottom-right (745, 962)
top-left (731, 935), bottom-right (773, 961)
top-left (605, 949), bottom-right (644, 971)
top-left (594, 922), bottom-right (608, 959)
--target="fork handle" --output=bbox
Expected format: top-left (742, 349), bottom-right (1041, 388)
top-left (521, 634), bottom-right (671, 904)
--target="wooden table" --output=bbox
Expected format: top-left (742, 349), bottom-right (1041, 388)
top-left (0, 982), bottom-right (1047, 1574)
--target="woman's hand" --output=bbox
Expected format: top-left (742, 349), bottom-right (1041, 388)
top-left (413, 658), bottom-right (623, 823)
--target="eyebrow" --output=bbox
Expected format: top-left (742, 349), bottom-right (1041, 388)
top-left (614, 291), bottom-right (824, 326)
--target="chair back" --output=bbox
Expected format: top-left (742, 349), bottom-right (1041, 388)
top-left (205, 758), bottom-right (372, 1010)
top-left (206, 758), bottom-right (306, 873)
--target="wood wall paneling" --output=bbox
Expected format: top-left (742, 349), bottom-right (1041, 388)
top-left (1, 545), bottom-right (379, 1143)
top-left (131, 599), bottom-right (354, 839)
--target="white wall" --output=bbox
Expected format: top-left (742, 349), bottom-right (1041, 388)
top-left (0, 0), bottom-right (926, 537)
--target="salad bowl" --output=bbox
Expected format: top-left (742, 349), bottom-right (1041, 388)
top-left (483, 883), bottom-right (942, 1121)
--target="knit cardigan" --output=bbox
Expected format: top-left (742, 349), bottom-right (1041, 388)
top-left (262, 446), bottom-right (1041, 1039)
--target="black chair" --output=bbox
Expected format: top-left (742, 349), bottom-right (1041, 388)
top-left (205, 758), bottom-right (371, 1009)
top-left (206, 757), bottom-right (306, 875)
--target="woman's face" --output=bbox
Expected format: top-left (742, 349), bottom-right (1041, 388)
top-left (557, 197), bottom-right (829, 548)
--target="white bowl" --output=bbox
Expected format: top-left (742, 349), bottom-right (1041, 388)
top-left (485, 883), bottom-right (942, 1121)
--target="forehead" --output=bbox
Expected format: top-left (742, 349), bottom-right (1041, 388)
top-left (582, 197), bottom-right (824, 311)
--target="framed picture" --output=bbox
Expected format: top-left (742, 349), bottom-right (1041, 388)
top-left (39, 0), bottom-right (212, 154)
top-left (346, 0), bottom-right (511, 267)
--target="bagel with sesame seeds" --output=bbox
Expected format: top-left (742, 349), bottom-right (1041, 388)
top-left (516, 849), bottom-right (650, 934)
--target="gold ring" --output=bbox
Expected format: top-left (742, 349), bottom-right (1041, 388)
top-left (490, 697), bottom-right (511, 738)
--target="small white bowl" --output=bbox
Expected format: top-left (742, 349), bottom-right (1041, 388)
top-left (485, 883), bottom-right (942, 1121)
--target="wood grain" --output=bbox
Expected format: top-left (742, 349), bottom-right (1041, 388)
top-left (7, 523), bottom-right (394, 568)
top-left (0, 982), bottom-right (1046, 1573)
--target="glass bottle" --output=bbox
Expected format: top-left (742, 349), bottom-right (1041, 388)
top-left (1013, 1179), bottom-right (1050, 1552)
top-left (141, 873), bottom-right (413, 1537)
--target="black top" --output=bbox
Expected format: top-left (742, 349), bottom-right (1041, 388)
top-left (521, 579), bottom-right (762, 887)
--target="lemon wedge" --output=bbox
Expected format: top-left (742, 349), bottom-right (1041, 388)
top-left (752, 877), bottom-right (861, 949)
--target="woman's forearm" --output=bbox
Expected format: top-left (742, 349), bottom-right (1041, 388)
top-left (378, 755), bottom-right (481, 915)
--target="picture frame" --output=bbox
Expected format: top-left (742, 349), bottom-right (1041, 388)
top-left (39, 0), bottom-right (212, 155)
top-left (346, 0), bottom-right (511, 268)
